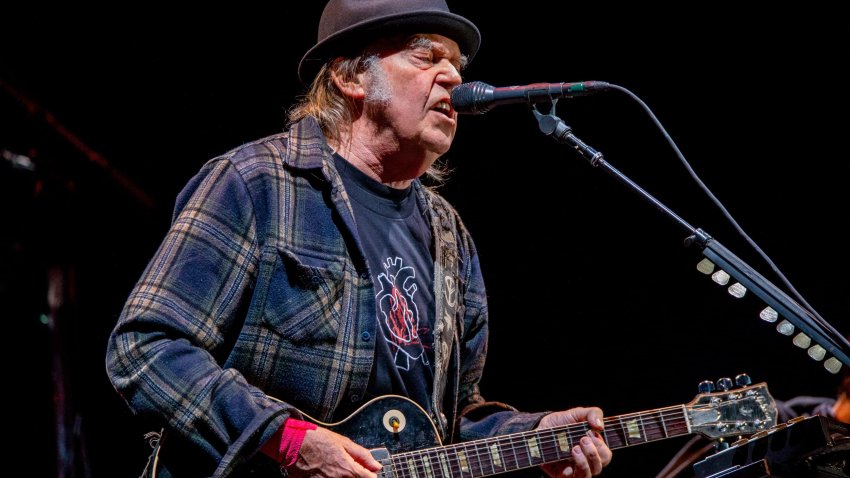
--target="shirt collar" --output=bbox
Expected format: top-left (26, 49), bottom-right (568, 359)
top-left (282, 116), bottom-right (335, 171)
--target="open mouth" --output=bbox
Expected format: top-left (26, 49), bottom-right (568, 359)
top-left (431, 100), bottom-right (453, 118)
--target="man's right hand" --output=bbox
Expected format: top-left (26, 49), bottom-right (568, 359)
top-left (288, 426), bottom-right (383, 478)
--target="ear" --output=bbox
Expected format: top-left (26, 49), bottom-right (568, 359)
top-left (330, 61), bottom-right (366, 100)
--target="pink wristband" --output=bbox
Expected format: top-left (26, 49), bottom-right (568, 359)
top-left (280, 418), bottom-right (317, 467)
top-left (260, 418), bottom-right (317, 466)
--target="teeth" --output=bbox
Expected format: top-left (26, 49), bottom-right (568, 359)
top-left (433, 101), bottom-right (451, 112)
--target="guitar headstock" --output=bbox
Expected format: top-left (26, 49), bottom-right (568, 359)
top-left (684, 376), bottom-right (777, 439)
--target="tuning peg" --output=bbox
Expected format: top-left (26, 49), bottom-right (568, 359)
top-left (735, 373), bottom-right (751, 387)
top-left (696, 258), bottom-right (715, 275)
top-left (727, 282), bottom-right (747, 298)
top-left (711, 270), bottom-right (730, 285)
top-left (808, 344), bottom-right (826, 361)
top-left (759, 306), bottom-right (778, 323)
top-left (698, 380), bottom-right (715, 393)
top-left (825, 357), bottom-right (843, 374)
top-left (776, 320), bottom-right (795, 336)
top-left (716, 377), bottom-right (733, 391)
top-left (793, 333), bottom-right (812, 348)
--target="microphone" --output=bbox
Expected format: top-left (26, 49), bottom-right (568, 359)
top-left (450, 80), bottom-right (611, 115)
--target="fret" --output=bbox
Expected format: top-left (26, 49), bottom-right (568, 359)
top-left (393, 456), bottom-right (408, 478)
top-left (504, 442), bottom-right (517, 471)
top-left (488, 442), bottom-right (502, 472)
top-left (499, 438), bottom-right (510, 471)
top-left (661, 406), bottom-right (689, 438)
top-left (511, 438), bottom-right (526, 470)
top-left (526, 435), bottom-right (541, 460)
top-left (547, 430), bottom-right (560, 462)
top-left (618, 417), bottom-right (630, 446)
top-left (438, 452), bottom-right (451, 478)
top-left (457, 448), bottom-right (469, 475)
top-left (469, 440), bottom-right (485, 477)
top-left (604, 418), bottom-right (626, 449)
top-left (660, 410), bottom-right (668, 438)
top-left (638, 413), bottom-right (647, 443)
top-left (419, 452), bottom-right (433, 478)
top-left (555, 429), bottom-right (571, 455)
top-left (422, 453), bottom-right (434, 478)
top-left (641, 411), bottom-right (666, 442)
top-left (536, 428), bottom-right (557, 463)
top-left (451, 447), bottom-right (464, 478)
top-left (516, 436), bottom-right (531, 469)
top-left (622, 416), bottom-right (643, 443)
top-left (430, 451), bottom-right (445, 478)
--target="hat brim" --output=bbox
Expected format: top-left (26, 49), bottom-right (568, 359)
top-left (298, 10), bottom-right (481, 84)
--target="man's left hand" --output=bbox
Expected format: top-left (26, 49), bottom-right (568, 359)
top-left (536, 407), bottom-right (612, 478)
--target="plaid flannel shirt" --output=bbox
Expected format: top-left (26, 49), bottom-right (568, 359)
top-left (106, 117), bottom-right (544, 477)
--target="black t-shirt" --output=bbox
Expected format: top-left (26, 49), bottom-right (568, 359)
top-left (333, 154), bottom-right (436, 417)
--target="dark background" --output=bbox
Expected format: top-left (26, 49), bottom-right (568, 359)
top-left (2, 4), bottom-right (848, 477)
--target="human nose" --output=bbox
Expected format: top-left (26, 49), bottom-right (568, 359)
top-left (436, 60), bottom-right (462, 88)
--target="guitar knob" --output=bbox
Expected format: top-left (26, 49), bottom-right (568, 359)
top-left (698, 380), bottom-right (715, 393)
top-left (716, 377), bottom-right (733, 391)
top-left (735, 373), bottom-right (752, 387)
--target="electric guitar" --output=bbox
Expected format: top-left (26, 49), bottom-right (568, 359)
top-left (143, 382), bottom-right (777, 477)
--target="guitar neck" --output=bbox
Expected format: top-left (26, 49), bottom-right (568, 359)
top-left (383, 405), bottom-right (689, 478)
top-left (599, 404), bottom-right (691, 449)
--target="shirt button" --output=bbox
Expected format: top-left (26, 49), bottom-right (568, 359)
top-left (350, 394), bottom-right (360, 402)
top-left (311, 275), bottom-right (321, 284)
top-left (361, 331), bottom-right (371, 341)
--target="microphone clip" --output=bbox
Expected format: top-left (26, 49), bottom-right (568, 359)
top-left (532, 105), bottom-right (604, 166)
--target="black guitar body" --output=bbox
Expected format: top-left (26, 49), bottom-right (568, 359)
top-left (148, 396), bottom-right (441, 478)
top-left (320, 395), bottom-right (443, 455)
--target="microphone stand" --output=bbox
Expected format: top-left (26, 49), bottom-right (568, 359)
top-left (532, 104), bottom-right (850, 373)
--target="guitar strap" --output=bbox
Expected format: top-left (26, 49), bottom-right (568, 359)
top-left (420, 186), bottom-right (461, 441)
top-left (139, 428), bottom-right (164, 478)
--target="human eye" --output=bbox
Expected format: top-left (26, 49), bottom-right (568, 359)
top-left (411, 48), bottom-right (434, 64)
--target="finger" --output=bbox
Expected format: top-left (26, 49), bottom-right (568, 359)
top-left (343, 439), bottom-right (383, 471)
top-left (579, 435), bottom-right (602, 475)
top-left (585, 408), bottom-right (605, 430)
top-left (571, 445), bottom-right (591, 478)
top-left (589, 432), bottom-right (612, 465)
top-left (351, 459), bottom-right (381, 478)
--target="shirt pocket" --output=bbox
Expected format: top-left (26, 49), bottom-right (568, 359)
top-left (262, 247), bottom-right (345, 344)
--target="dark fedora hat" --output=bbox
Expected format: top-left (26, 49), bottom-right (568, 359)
top-left (298, 0), bottom-right (481, 84)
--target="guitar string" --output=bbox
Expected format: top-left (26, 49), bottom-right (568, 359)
top-left (375, 400), bottom-right (770, 478)
top-left (385, 411), bottom-right (693, 477)
top-left (380, 404), bottom-right (769, 478)
top-left (383, 425), bottom-right (685, 478)
top-left (387, 416), bottom-right (700, 475)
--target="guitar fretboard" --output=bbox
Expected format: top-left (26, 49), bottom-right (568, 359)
top-left (380, 405), bottom-right (689, 478)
